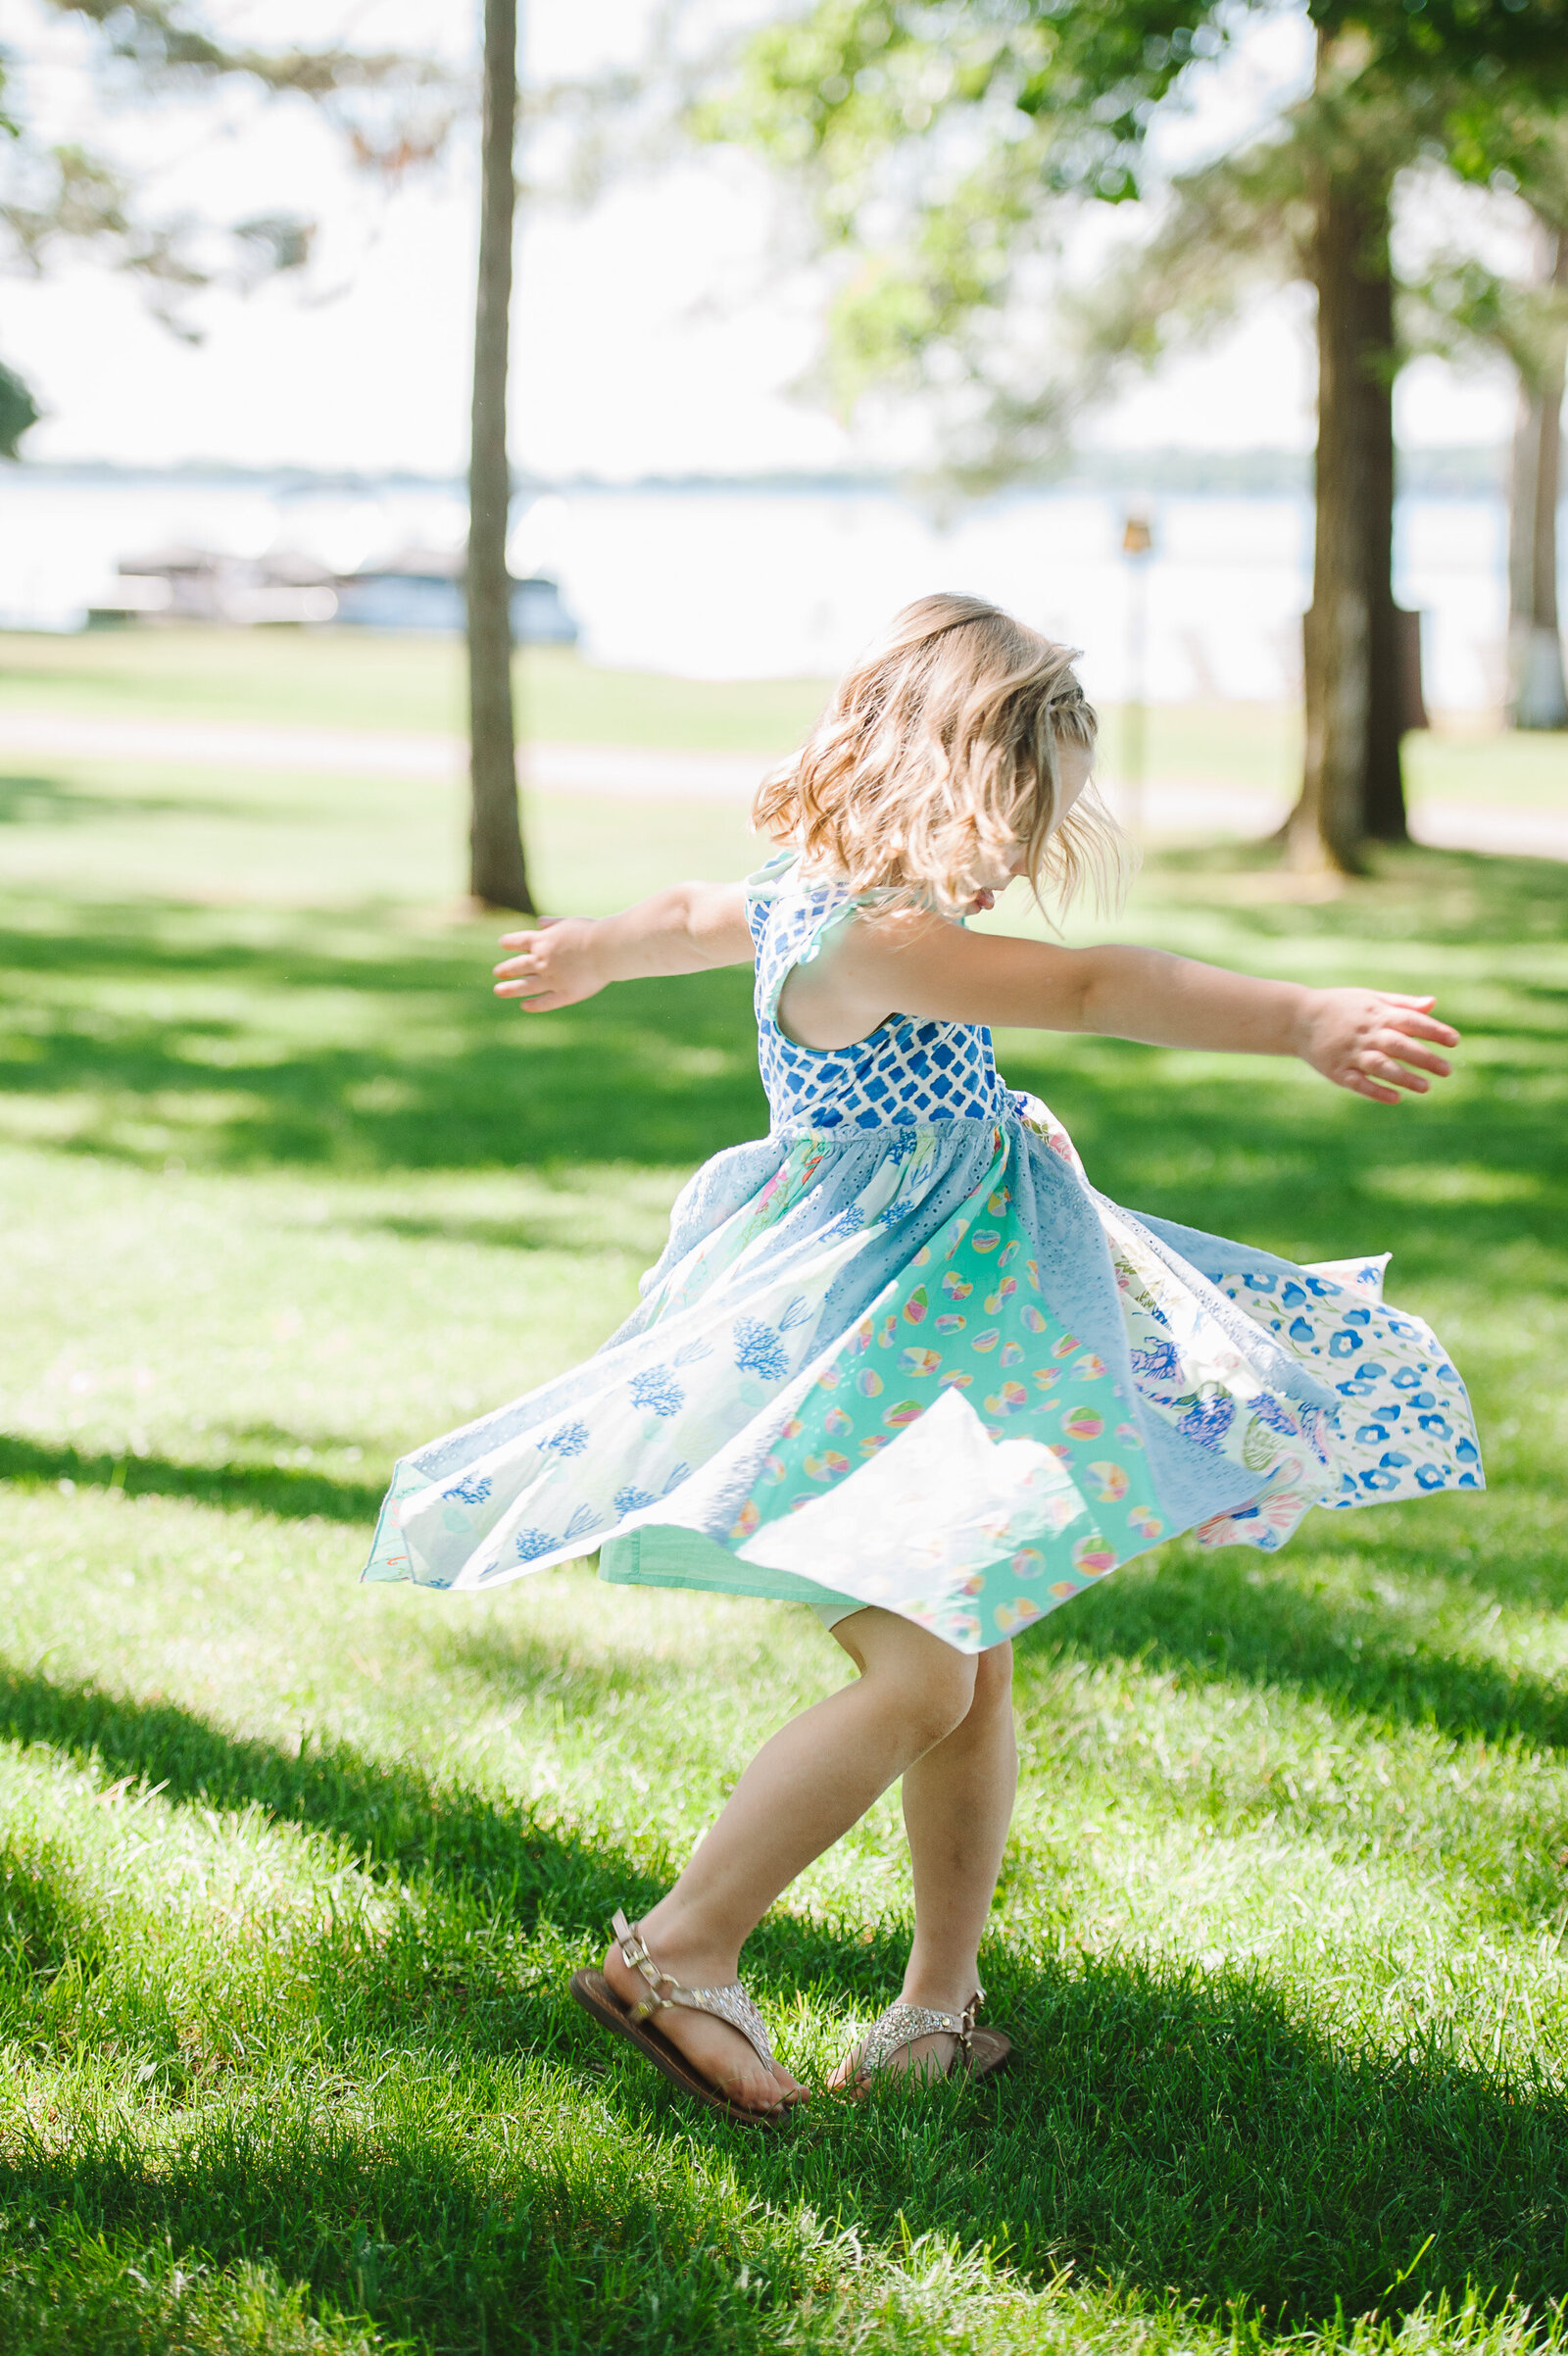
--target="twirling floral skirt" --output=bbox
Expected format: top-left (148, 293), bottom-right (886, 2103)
top-left (364, 1101), bottom-right (1482, 1653)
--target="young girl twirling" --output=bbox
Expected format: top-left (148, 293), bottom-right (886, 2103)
top-left (365, 594), bottom-right (1480, 2125)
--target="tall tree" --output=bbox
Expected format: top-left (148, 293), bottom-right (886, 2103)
top-left (710, 0), bottom-right (1568, 871)
top-left (1401, 112), bottom-right (1568, 729)
top-left (466, 0), bottom-right (534, 914)
top-left (1287, 33), bottom-right (1413, 862)
top-left (1505, 218), bottom-right (1568, 729)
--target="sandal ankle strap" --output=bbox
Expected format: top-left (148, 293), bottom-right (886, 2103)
top-left (610, 1908), bottom-right (777, 2072)
top-left (959, 1984), bottom-right (985, 2058)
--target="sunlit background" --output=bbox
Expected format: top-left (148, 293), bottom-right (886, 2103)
top-left (0, 0), bottom-right (1535, 705)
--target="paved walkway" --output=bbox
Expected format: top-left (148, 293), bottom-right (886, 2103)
top-left (1, 710), bottom-right (1563, 860)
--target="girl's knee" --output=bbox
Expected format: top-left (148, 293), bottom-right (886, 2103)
top-left (838, 1610), bottom-right (1002, 1748)
top-left (848, 1618), bottom-right (976, 1746)
top-left (896, 1647), bottom-right (979, 1749)
top-left (970, 1640), bottom-right (1013, 1712)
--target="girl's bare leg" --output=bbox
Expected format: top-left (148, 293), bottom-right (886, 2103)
top-left (602, 1607), bottom-right (979, 2112)
top-left (828, 1633), bottom-right (1017, 2085)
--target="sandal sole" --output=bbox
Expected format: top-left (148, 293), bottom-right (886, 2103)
top-left (569, 1969), bottom-right (796, 2128)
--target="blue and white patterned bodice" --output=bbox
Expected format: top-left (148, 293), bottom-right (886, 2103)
top-left (746, 854), bottom-right (1020, 1139)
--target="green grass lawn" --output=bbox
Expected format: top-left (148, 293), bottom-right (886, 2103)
top-left (1, 702), bottom-right (1567, 2353)
top-left (2, 625), bottom-right (1565, 807)
top-left (0, 628), bottom-right (833, 755)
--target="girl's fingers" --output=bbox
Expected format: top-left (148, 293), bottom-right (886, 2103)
top-left (1347, 1071), bottom-right (1402, 1104)
top-left (1374, 1032), bottom-right (1449, 1078)
top-left (1363, 1052), bottom-right (1427, 1093)
top-left (1386, 1008), bottom-right (1459, 1046)
top-left (497, 917), bottom-right (564, 948)
top-left (1378, 992), bottom-right (1436, 1008)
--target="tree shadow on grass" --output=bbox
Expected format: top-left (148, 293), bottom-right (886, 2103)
top-left (0, 772), bottom-right (249, 827)
top-left (337, 1206), bottom-right (663, 1254)
top-left (0, 1842), bottom-right (115, 1984)
top-left (3, 1661), bottom-right (1568, 2345)
top-left (8, 1411), bottom-right (1563, 1806)
top-left (1, 861), bottom-right (1565, 1247)
top-left (1031, 1529), bottom-right (1568, 1757)
top-left (0, 896), bottom-right (766, 1174)
top-left (0, 1432), bottom-right (383, 1526)
top-left (1147, 840), bottom-right (1568, 951)
top-left (999, 1036), bottom-right (1566, 1296)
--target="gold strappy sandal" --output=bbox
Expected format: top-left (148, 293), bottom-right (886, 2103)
top-left (839, 1986), bottom-right (1012, 2091)
top-left (569, 1909), bottom-right (797, 2127)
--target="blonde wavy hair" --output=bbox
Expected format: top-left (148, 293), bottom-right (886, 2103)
top-left (755, 593), bottom-right (1128, 922)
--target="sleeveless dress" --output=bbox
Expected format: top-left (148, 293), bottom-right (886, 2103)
top-left (363, 853), bottom-right (1483, 1654)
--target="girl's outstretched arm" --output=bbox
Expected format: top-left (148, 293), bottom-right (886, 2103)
top-left (492, 881), bottom-right (753, 1013)
top-left (784, 912), bottom-right (1459, 1107)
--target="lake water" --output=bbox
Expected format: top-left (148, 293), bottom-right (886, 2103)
top-left (0, 466), bottom-right (1523, 712)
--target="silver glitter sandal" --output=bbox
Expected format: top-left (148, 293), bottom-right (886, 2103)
top-left (569, 1909), bottom-right (797, 2127)
top-left (841, 1986), bottom-right (1012, 2091)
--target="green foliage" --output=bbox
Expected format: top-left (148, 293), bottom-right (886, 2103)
top-left (1311, 0), bottom-right (1568, 84)
top-left (41, 0), bottom-right (456, 104)
top-left (1400, 110), bottom-right (1568, 409)
top-left (0, 640), bottom-right (1566, 2346)
top-left (711, 2), bottom-right (1240, 209)
top-left (0, 355), bottom-right (38, 458)
top-left (710, 0), bottom-right (1568, 484)
top-left (0, 6), bottom-right (459, 342)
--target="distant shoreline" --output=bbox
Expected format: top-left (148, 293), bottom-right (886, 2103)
top-left (1, 446), bottom-right (1513, 501)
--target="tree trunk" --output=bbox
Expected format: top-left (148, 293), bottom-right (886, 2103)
top-left (1506, 223), bottom-right (1568, 731)
top-left (1288, 74), bottom-right (1406, 869)
top-left (467, 0), bottom-right (533, 911)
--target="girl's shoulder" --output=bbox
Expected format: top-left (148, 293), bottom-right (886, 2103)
top-left (745, 853), bottom-right (870, 1020)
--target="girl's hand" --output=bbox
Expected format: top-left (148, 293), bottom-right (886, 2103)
top-left (1295, 988), bottom-right (1458, 1104)
top-left (493, 918), bottom-right (606, 1013)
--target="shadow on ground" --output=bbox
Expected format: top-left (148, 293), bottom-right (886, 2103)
top-left (2, 1658), bottom-right (1567, 2346)
top-left (1037, 1515), bottom-right (1568, 1753)
top-left (0, 894), bottom-right (765, 1172)
top-left (0, 1433), bottom-right (383, 1526)
top-left (0, 856), bottom-right (1563, 1290)
top-left (9, 1415), bottom-right (1559, 1767)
